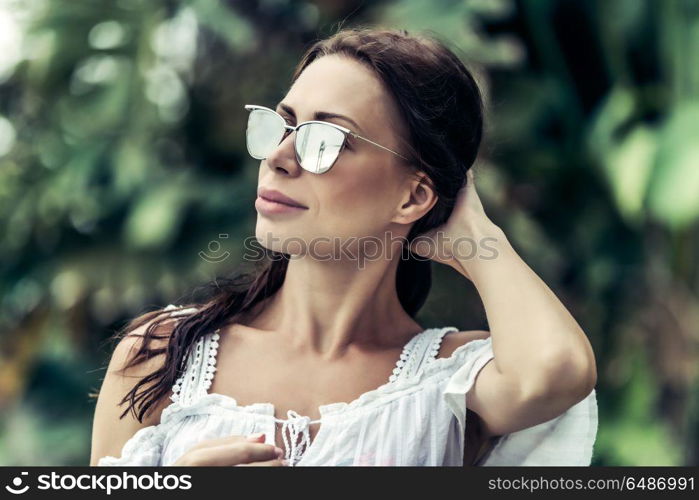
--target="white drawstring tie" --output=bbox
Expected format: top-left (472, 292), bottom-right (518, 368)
top-left (277, 410), bottom-right (319, 466)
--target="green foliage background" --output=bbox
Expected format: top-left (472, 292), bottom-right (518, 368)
top-left (0, 0), bottom-right (697, 466)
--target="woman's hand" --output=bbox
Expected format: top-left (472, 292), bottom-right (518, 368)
top-left (409, 169), bottom-right (503, 279)
top-left (172, 433), bottom-right (288, 466)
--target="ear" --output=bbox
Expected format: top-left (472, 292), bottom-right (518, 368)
top-left (392, 173), bottom-right (438, 225)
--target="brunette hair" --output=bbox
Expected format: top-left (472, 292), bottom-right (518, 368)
top-left (97, 26), bottom-right (484, 429)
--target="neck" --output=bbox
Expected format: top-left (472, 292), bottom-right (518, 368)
top-left (246, 250), bottom-right (424, 359)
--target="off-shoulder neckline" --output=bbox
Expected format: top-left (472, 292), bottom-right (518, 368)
top-left (97, 329), bottom-right (494, 466)
top-left (163, 329), bottom-right (492, 423)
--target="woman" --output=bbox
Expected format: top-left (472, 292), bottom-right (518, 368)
top-left (91, 27), bottom-right (598, 467)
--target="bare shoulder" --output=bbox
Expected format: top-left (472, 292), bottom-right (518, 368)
top-left (435, 329), bottom-right (498, 444)
top-left (89, 311), bottom-right (180, 465)
top-left (436, 329), bottom-right (491, 359)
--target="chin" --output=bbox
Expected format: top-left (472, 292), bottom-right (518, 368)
top-left (254, 223), bottom-right (300, 256)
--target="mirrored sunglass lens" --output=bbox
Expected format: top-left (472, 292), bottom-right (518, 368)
top-left (296, 123), bottom-right (345, 174)
top-left (246, 109), bottom-right (285, 159)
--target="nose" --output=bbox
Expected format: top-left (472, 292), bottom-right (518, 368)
top-left (265, 129), bottom-right (301, 176)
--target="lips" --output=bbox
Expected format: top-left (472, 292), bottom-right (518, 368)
top-left (257, 188), bottom-right (308, 208)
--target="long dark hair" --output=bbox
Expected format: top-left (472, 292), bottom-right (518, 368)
top-left (97, 27), bottom-right (484, 426)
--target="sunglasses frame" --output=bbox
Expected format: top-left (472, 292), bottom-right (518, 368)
top-left (244, 104), bottom-right (409, 174)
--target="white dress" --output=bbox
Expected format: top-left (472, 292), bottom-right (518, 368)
top-left (97, 304), bottom-right (598, 466)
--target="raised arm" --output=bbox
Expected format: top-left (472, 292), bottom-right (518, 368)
top-left (458, 222), bottom-right (596, 437)
top-left (411, 170), bottom-right (597, 438)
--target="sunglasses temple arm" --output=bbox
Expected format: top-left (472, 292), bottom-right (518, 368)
top-left (353, 134), bottom-right (409, 161)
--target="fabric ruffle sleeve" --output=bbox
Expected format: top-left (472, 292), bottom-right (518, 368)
top-left (442, 336), bottom-right (598, 466)
top-left (96, 426), bottom-right (164, 466)
top-left (95, 304), bottom-right (199, 466)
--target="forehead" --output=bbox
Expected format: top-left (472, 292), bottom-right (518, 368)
top-left (283, 55), bottom-right (397, 131)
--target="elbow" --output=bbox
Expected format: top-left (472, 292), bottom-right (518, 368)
top-left (572, 338), bottom-right (598, 398)
top-left (519, 347), bottom-right (597, 405)
top-left (582, 352), bottom-right (598, 394)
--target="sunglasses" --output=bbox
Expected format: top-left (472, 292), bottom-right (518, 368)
top-left (244, 104), bottom-right (409, 174)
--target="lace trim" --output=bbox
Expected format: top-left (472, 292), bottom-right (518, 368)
top-left (389, 329), bottom-right (431, 383)
top-left (426, 328), bottom-right (449, 361)
top-left (171, 329), bottom-right (220, 405)
top-left (203, 330), bottom-right (219, 390)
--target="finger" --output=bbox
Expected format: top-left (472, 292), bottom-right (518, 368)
top-left (245, 433), bottom-right (266, 442)
top-left (197, 442), bottom-right (283, 466)
top-left (232, 442), bottom-right (285, 464)
top-left (237, 458), bottom-right (288, 467)
top-left (190, 433), bottom-right (251, 453)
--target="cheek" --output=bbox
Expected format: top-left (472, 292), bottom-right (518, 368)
top-left (318, 165), bottom-right (397, 233)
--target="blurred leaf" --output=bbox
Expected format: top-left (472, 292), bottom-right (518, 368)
top-left (123, 182), bottom-right (187, 249)
top-left (189, 0), bottom-right (254, 52)
top-left (602, 124), bottom-right (657, 224)
top-left (587, 85), bottom-right (637, 155)
top-left (647, 103), bottom-right (699, 230)
top-left (377, 0), bottom-right (524, 66)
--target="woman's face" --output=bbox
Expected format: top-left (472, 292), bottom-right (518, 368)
top-left (255, 54), bottom-right (434, 260)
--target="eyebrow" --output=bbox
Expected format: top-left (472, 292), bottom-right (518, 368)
top-left (277, 102), bottom-right (364, 134)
